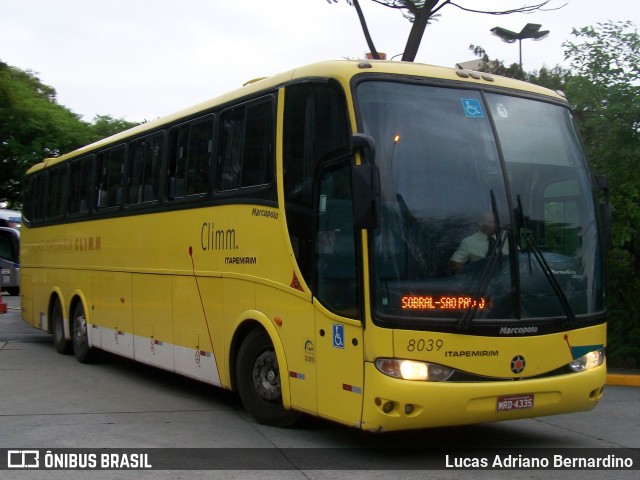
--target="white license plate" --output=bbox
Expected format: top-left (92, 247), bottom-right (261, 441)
top-left (496, 393), bottom-right (534, 412)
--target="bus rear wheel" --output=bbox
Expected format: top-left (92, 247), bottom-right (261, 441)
top-left (236, 328), bottom-right (301, 428)
top-left (71, 302), bottom-right (99, 363)
top-left (51, 298), bottom-right (72, 354)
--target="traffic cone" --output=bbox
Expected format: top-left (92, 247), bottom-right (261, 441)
top-left (0, 293), bottom-right (7, 314)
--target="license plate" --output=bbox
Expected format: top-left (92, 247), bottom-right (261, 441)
top-left (496, 393), bottom-right (534, 412)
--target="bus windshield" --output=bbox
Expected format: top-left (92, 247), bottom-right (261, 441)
top-left (357, 80), bottom-right (603, 324)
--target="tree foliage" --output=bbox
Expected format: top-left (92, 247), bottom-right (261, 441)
top-left (329, 0), bottom-right (561, 61)
top-left (470, 43), bottom-right (572, 90)
top-left (0, 62), bottom-right (138, 208)
top-left (474, 21), bottom-right (640, 367)
top-left (90, 115), bottom-right (139, 139)
top-left (562, 22), bottom-right (640, 367)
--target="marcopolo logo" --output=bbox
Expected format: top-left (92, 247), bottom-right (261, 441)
top-left (499, 326), bottom-right (538, 335)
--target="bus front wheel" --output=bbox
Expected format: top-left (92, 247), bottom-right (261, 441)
top-left (71, 302), bottom-right (99, 363)
top-left (235, 328), bottom-right (301, 428)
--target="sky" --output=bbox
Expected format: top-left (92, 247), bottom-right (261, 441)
top-left (1, 0), bottom-right (638, 122)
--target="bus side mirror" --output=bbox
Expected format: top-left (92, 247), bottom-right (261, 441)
top-left (351, 134), bottom-right (381, 230)
top-left (351, 133), bottom-right (376, 165)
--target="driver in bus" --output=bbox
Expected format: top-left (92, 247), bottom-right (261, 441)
top-left (449, 211), bottom-right (508, 273)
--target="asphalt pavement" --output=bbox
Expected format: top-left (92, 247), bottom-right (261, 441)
top-left (1, 292), bottom-right (639, 480)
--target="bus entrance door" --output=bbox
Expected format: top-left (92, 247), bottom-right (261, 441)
top-left (313, 160), bottom-right (365, 426)
top-left (315, 313), bottom-right (364, 427)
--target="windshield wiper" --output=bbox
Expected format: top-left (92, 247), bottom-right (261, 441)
top-left (517, 195), bottom-right (576, 327)
top-left (457, 228), bottom-right (507, 331)
top-left (520, 232), bottom-right (576, 327)
top-left (458, 191), bottom-right (504, 331)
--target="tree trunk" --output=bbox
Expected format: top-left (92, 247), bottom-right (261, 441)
top-left (402, 8), bottom-right (431, 62)
top-left (352, 0), bottom-right (381, 59)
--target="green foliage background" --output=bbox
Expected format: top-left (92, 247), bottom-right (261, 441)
top-left (0, 61), bottom-right (138, 208)
top-left (563, 22), bottom-right (640, 368)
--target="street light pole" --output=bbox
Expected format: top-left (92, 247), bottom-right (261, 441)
top-left (518, 38), bottom-right (523, 70)
top-left (490, 23), bottom-right (549, 71)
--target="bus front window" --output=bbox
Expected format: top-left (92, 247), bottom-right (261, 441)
top-left (357, 81), bottom-right (603, 325)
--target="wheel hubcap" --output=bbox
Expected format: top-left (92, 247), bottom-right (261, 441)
top-left (252, 349), bottom-right (281, 402)
top-left (73, 314), bottom-right (87, 349)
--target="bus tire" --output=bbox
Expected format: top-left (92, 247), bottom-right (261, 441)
top-left (71, 302), bottom-right (99, 363)
top-left (51, 298), bottom-right (72, 354)
top-left (236, 328), bottom-right (302, 428)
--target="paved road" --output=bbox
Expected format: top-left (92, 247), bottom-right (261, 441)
top-left (1, 294), bottom-right (638, 479)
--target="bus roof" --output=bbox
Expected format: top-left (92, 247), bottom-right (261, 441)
top-left (28, 60), bottom-right (566, 174)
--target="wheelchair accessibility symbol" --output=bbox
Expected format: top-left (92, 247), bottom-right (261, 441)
top-left (332, 324), bottom-right (345, 349)
top-left (461, 98), bottom-right (484, 118)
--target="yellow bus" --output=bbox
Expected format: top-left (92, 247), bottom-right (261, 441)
top-left (21, 60), bottom-right (608, 431)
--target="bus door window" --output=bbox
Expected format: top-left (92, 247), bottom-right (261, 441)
top-left (283, 81), bottom-right (350, 292)
top-left (316, 162), bottom-right (360, 318)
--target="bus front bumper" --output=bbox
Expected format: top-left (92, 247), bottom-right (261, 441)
top-left (360, 361), bottom-right (606, 432)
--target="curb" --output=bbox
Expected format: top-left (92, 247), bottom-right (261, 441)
top-left (606, 373), bottom-right (640, 387)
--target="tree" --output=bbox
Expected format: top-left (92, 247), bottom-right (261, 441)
top-left (468, 44), bottom-right (528, 80)
top-left (469, 43), bottom-right (572, 88)
top-left (561, 21), bottom-right (640, 367)
top-left (0, 62), bottom-right (92, 207)
top-left (328, 0), bottom-right (382, 59)
top-left (90, 115), bottom-right (139, 139)
top-left (0, 62), bottom-right (139, 208)
top-left (328, 0), bottom-right (563, 61)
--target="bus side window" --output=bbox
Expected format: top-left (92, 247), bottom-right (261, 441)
top-left (241, 100), bottom-right (273, 187)
top-left (0, 230), bottom-right (15, 263)
top-left (69, 156), bottom-right (94, 215)
top-left (46, 165), bottom-right (68, 220)
top-left (168, 125), bottom-right (189, 198)
top-left (97, 145), bottom-right (126, 210)
top-left (128, 133), bottom-right (163, 205)
top-left (33, 174), bottom-right (47, 223)
top-left (168, 116), bottom-right (212, 199)
top-left (187, 119), bottom-right (213, 195)
top-left (217, 97), bottom-right (274, 192)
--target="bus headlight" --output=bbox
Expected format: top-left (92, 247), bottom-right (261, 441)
top-left (375, 358), bottom-right (454, 382)
top-left (569, 349), bottom-right (604, 372)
